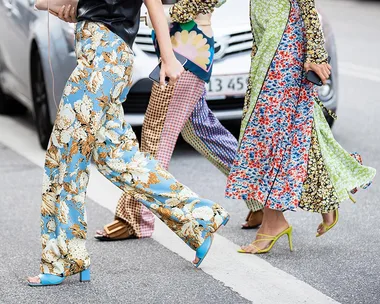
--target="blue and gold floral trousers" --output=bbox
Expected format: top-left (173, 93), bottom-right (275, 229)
top-left (40, 22), bottom-right (229, 276)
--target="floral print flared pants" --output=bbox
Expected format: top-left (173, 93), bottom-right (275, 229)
top-left (39, 22), bottom-right (228, 276)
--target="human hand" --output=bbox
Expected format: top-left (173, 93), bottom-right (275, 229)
top-left (159, 57), bottom-right (184, 88)
top-left (304, 62), bottom-right (332, 85)
top-left (49, 4), bottom-right (77, 23)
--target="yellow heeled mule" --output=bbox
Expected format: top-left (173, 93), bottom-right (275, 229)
top-left (316, 209), bottom-right (339, 238)
top-left (238, 226), bottom-right (293, 254)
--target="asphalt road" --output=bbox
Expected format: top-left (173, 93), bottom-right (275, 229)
top-left (0, 0), bottom-right (379, 303)
top-left (0, 143), bottom-right (250, 304)
top-left (162, 1), bottom-right (380, 303)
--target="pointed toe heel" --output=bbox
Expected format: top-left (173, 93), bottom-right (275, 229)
top-left (194, 235), bottom-right (214, 268)
top-left (80, 268), bottom-right (91, 282)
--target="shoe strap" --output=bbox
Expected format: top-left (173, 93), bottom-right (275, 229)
top-left (104, 220), bottom-right (126, 235)
top-left (38, 273), bottom-right (64, 285)
top-left (320, 222), bottom-right (329, 229)
top-left (256, 233), bottom-right (276, 239)
top-left (244, 239), bottom-right (273, 253)
top-left (251, 238), bottom-right (275, 244)
top-left (320, 209), bottom-right (339, 231)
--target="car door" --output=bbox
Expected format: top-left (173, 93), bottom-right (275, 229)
top-left (0, 0), bottom-right (35, 105)
top-left (0, 0), bottom-right (17, 90)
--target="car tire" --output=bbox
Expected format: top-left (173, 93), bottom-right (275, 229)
top-left (31, 50), bottom-right (53, 149)
top-left (0, 81), bottom-right (27, 115)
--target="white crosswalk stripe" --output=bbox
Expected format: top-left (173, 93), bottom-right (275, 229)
top-left (0, 115), bottom-right (339, 304)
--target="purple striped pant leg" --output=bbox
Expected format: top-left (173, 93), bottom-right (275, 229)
top-left (181, 90), bottom-right (263, 212)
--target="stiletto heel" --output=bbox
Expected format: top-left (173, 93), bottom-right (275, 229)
top-left (80, 268), bottom-right (91, 282)
top-left (316, 209), bottom-right (339, 237)
top-left (193, 235), bottom-right (214, 268)
top-left (238, 226), bottom-right (293, 254)
top-left (347, 192), bottom-right (357, 203)
top-left (287, 227), bottom-right (293, 252)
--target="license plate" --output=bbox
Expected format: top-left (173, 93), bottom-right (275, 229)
top-left (206, 74), bottom-right (249, 97)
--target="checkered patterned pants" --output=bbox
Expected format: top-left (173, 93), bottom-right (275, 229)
top-left (114, 71), bottom-right (263, 238)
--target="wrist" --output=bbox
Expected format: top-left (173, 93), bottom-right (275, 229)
top-left (161, 52), bottom-right (176, 63)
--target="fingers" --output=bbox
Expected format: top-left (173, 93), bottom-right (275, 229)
top-left (57, 5), bottom-right (65, 20)
top-left (320, 64), bottom-right (331, 84)
top-left (159, 60), bottom-right (184, 88)
top-left (55, 5), bottom-right (77, 23)
top-left (64, 5), bottom-right (71, 20)
top-left (70, 6), bottom-right (77, 23)
top-left (315, 68), bottom-right (327, 85)
top-left (168, 79), bottom-right (175, 86)
top-left (305, 63), bottom-right (331, 85)
top-left (168, 74), bottom-right (177, 86)
top-left (159, 65), bottom-right (166, 89)
top-left (325, 66), bottom-right (332, 83)
top-left (167, 67), bottom-right (184, 86)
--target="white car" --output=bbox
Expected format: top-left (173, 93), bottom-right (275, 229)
top-left (0, 0), bottom-right (337, 149)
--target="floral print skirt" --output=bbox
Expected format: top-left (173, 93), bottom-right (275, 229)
top-left (225, 0), bottom-right (376, 212)
top-left (40, 21), bottom-right (229, 277)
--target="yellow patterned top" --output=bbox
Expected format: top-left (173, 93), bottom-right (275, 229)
top-left (298, 0), bottom-right (329, 64)
top-left (170, 0), bottom-right (224, 23)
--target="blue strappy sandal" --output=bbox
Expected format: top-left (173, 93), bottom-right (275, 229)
top-left (28, 268), bottom-right (90, 287)
top-left (193, 216), bottom-right (230, 268)
top-left (194, 234), bottom-right (214, 268)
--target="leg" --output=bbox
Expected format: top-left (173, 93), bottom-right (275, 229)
top-left (93, 99), bottom-right (229, 251)
top-left (30, 22), bottom-right (228, 284)
top-left (35, 22), bottom-right (131, 277)
top-left (30, 21), bottom-right (129, 284)
top-left (37, 79), bottom-right (94, 277)
top-left (240, 208), bottom-right (290, 254)
top-left (97, 72), bottom-right (204, 240)
top-left (96, 83), bottom-right (176, 240)
top-left (181, 90), bottom-right (238, 176)
top-left (181, 91), bottom-right (264, 228)
top-left (156, 71), bottom-right (205, 169)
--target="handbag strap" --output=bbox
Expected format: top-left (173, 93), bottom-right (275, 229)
top-left (47, 0), bottom-right (58, 110)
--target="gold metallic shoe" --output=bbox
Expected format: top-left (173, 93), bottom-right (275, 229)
top-left (94, 220), bottom-right (136, 241)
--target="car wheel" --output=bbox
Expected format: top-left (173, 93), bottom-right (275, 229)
top-left (31, 50), bottom-right (53, 149)
top-left (0, 80), bottom-right (27, 115)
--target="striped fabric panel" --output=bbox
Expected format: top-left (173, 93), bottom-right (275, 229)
top-left (182, 91), bottom-right (264, 212)
top-left (181, 91), bottom-right (234, 176)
